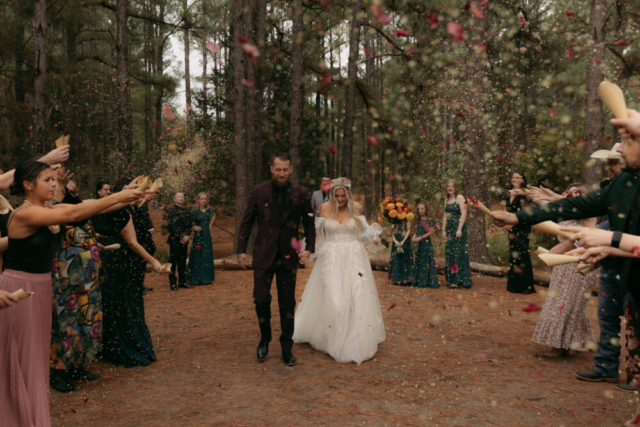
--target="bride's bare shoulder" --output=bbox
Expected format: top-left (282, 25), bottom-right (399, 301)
top-left (319, 203), bottom-right (331, 218)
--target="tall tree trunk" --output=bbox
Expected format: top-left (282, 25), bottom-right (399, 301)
top-left (289, 0), bottom-right (304, 182)
top-left (254, 0), bottom-right (267, 183)
top-left (116, 0), bottom-right (133, 166)
top-left (463, 4), bottom-right (489, 263)
top-left (341, 0), bottom-right (363, 179)
top-left (328, 29), bottom-right (335, 177)
top-left (153, 3), bottom-right (166, 163)
top-left (183, 0), bottom-right (193, 138)
top-left (233, 0), bottom-right (249, 249)
top-left (201, 0), bottom-right (208, 136)
top-left (583, 0), bottom-right (608, 186)
top-left (364, 30), bottom-right (375, 218)
top-left (243, 0), bottom-right (256, 184)
top-left (33, 0), bottom-right (49, 155)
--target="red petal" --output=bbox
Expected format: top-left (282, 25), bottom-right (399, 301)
top-left (428, 13), bottom-right (439, 29)
top-left (446, 22), bottom-right (463, 42)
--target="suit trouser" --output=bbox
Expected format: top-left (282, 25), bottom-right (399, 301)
top-left (253, 262), bottom-right (297, 352)
top-left (169, 241), bottom-right (188, 287)
top-left (593, 267), bottom-right (624, 378)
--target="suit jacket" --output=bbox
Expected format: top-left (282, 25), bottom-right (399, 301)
top-left (237, 181), bottom-right (316, 270)
top-left (167, 205), bottom-right (191, 244)
top-left (516, 171), bottom-right (640, 295)
top-left (311, 189), bottom-right (328, 213)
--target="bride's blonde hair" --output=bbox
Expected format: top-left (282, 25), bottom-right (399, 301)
top-left (327, 178), bottom-right (360, 223)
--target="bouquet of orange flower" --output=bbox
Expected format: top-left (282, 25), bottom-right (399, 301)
top-left (377, 197), bottom-right (414, 225)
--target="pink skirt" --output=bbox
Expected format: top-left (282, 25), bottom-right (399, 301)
top-left (0, 269), bottom-right (53, 427)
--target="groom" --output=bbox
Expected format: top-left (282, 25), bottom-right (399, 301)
top-left (236, 153), bottom-right (315, 366)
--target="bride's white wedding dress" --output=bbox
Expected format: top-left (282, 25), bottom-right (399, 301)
top-left (293, 216), bottom-right (386, 365)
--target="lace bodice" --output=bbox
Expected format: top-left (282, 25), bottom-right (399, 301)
top-left (312, 216), bottom-right (385, 254)
top-left (322, 218), bottom-right (359, 243)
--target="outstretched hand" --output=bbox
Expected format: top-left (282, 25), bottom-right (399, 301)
top-left (611, 109), bottom-right (640, 140)
top-left (565, 246), bottom-right (610, 265)
top-left (559, 225), bottom-right (613, 249)
top-left (40, 145), bottom-right (70, 165)
top-left (56, 167), bottom-right (74, 189)
top-left (490, 210), bottom-right (518, 228)
top-left (528, 186), bottom-right (560, 205)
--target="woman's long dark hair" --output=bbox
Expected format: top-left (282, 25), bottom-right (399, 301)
top-left (506, 171), bottom-right (528, 190)
top-left (9, 161), bottom-right (50, 197)
top-left (95, 181), bottom-right (110, 198)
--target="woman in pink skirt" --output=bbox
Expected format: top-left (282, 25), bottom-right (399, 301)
top-left (0, 161), bottom-right (144, 427)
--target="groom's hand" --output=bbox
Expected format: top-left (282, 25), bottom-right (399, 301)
top-left (299, 250), bottom-right (311, 264)
top-left (237, 253), bottom-right (248, 269)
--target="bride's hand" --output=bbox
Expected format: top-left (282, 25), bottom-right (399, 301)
top-left (298, 250), bottom-right (311, 264)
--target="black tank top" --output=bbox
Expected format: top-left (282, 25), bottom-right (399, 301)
top-left (4, 213), bottom-right (62, 274)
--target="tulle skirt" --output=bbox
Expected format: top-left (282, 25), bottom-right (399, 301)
top-left (293, 240), bottom-right (385, 365)
top-left (0, 270), bottom-right (53, 427)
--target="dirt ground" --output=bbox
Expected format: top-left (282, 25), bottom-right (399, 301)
top-left (49, 213), bottom-right (637, 426)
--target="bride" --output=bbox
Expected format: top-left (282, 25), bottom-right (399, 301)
top-left (293, 178), bottom-right (386, 365)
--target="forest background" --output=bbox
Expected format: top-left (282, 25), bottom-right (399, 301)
top-left (1, 0), bottom-right (639, 263)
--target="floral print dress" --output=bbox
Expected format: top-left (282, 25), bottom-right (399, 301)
top-left (50, 223), bottom-right (102, 370)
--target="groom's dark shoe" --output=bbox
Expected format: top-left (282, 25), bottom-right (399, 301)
top-left (257, 339), bottom-right (270, 360)
top-left (282, 351), bottom-right (297, 366)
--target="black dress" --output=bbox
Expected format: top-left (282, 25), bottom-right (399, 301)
top-left (501, 192), bottom-right (535, 294)
top-left (93, 207), bottom-right (156, 367)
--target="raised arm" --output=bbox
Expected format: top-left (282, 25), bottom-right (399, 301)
top-left (11, 190), bottom-right (142, 234)
top-left (0, 145), bottom-right (71, 191)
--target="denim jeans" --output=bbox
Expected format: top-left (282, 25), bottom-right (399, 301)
top-left (593, 267), bottom-right (624, 378)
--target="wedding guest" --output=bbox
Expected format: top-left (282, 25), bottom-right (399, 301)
top-left (531, 184), bottom-right (598, 357)
top-left (488, 131), bottom-right (640, 425)
top-left (442, 179), bottom-right (472, 288)
top-left (95, 178), bottom-right (162, 368)
top-left (188, 192), bottom-right (215, 286)
top-left (133, 198), bottom-right (156, 293)
top-left (0, 161), bottom-right (143, 426)
top-left (411, 202), bottom-right (439, 289)
top-left (311, 176), bottom-right (332, 213)
top-left (388, 212), bottom-right (413, 286)
top-left (96, 181), bottom-right (112, 199)
top-left (49, 168), bottom-right (104, 393)
top-left (167, 192), bottom-right (193, 290)
top-left (572, 146), bottom-right (629, 388)
top-left (501, 171), bottom-right (535, 294)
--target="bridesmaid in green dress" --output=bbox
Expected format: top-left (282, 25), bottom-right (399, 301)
top-left (188, 192), bottom-right (215, 285)
top-left (388, 220), bottom-right (413, 285)
top-left (411, 202), bottom-right (439, 289)
top-left (442, 180), bottom-right (473, 288)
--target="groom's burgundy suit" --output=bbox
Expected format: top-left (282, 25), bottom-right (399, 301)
top-left (237, 180), bottom-right (316, 352)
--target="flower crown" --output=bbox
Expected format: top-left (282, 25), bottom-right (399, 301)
top-left (331, 177), bottom-right (351, 189)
